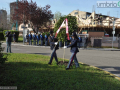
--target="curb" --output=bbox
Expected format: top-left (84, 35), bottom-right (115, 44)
top-left (78, 61), bottom-right (120, 81)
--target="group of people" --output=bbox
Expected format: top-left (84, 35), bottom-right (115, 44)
top-left (26, 32), bottom-right (88, 49)
top-left (26, 32), bottom-right (48, 46)
top-left (48, 31), bottom-right (80, 70)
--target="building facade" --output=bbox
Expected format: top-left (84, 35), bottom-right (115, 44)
top-left (10, 2), bottom-right (16, 25)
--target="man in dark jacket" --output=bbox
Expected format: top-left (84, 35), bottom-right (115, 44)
top-left (64, 32), bottom-right (79, 70)
top-left (29, 32), bottom-right (32, 45)
top-left (5, 31), bottom-right (13, 53)
top-left (48, 31), bottom-right (59, 65)
top-left (40, 33), bottom-right (44, 46)
top-left (36, 34), bottom-right (40, 46)
top-left (33, 33), bottom-right (37, 45)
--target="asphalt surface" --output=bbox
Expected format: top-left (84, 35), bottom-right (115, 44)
top-left (2, 43), bottom-right (120, 78)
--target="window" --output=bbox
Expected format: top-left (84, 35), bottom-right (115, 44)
top-left (74, 12), bottom-right (78, 15)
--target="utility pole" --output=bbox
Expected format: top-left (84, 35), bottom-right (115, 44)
top-left (112, 17), bottom-right (115, 48)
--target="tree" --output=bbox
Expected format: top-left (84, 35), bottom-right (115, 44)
top-left (54, 16), bottom-right (78, 42)
top-left (12, 0), bottom-right (53, 32)
top-left (54, 11), bottom-right (62, 21)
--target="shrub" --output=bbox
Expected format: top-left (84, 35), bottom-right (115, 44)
top-left (0, 32), bottom-right (4, 40)
top-left (3, 30), bottom-right (19, 42)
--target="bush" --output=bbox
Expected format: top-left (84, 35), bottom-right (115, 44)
top-left (54, 16), bottom-right (78, 42)
top-left (0, 42), bottom-right (8, 64)
top-left (0, 32), bottom-right (4, 40)
top-left (3, 30), bottom-right (19, 42)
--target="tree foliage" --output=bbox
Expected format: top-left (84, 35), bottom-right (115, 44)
top-left (54, 11), bottom-right (62, 21)
top-left (54, 16), bottom-right (78, 42)
top-left (12, 0), bottom-right (53, 29)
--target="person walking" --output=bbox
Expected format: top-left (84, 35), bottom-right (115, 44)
top-left (45, 33), bottom-right (48, 46)
top-left (64, 32), bottom-right (79, 70)
top-left (48, 31), bottom-right (59, 65)
top-left (5, 31), bottom-right (13, 53)
top-left (40, 33), bottom-right (44, 46)
top-left (29, 32), bottom-right (32, 45)
top-left (13, 33), bottom-right (16, 43)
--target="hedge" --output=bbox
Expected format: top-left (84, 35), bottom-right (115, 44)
top-left (0, 32), bottom-right (4, 40)
top-left (3, 30), bottom-right (19, 42)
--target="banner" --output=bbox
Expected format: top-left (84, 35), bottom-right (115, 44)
top-left (55, 18), bottom-right (70, 40)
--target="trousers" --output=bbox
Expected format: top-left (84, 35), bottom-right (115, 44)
top-left (7, 42), bottom-right (11, 53)
top-left (67, 53), bottom-right (79, 68)
top-left (49, 49), bottom-right (58, 64)
top-left (29, 40), bottom-right (32, 45)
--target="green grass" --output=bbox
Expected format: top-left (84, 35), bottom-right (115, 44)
top-left (0, 53), bottom-right (120, 90)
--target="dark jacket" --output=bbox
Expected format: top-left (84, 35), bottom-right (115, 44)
top-left (5, 34), bottom-right (13, 42)
top-left (36, 35), bottom-right (40, 40)
top-left (40, 35), bottom-right (44, 40)
top-left (78, 37), bottom-right (82, 42)
top-left (49, 36), bottom-right (59, 50)
top-left (33, 34), bottom-right (37, 40)
top-left (29, 34), bottom-right (32, 40)
top-left (67, 39), bottom-right (79, 53)
top-left (45, 35), bottom-right (48, 41)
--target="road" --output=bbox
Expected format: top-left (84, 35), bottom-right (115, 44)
top-left (2, 43), bottom-right (120, 78)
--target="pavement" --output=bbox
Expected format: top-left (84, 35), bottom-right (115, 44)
top-left (1, 42), bottom-right (120, 79)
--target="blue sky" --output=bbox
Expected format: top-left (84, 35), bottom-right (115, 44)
top-left (0, 0), bottom-right (120, 18)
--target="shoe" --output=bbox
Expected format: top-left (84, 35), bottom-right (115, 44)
top-left (48, 63), bottom-right (51, 65)
top-left (66, 68), bottom-right (70, 70)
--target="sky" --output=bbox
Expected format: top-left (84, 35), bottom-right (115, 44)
top-left (0, 0), bottom-right (120, 18)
